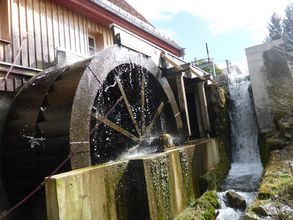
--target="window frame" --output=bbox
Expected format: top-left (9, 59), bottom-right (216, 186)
top-left (88, 35), bottom-right (96, 56)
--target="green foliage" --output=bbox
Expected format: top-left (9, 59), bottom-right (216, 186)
top-left (175, 191), bottom-right (219, 220)
top-left (266, 13), bottom-right (283, 42)
top-left (202, 65), bottom-right (223, 75)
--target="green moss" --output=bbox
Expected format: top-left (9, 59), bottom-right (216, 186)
top-left (175, 191), bottom-right (219, 220)
top-left (200, 138), bottom-right (230, 191)
top-left (258, 161), bottom-right (293, 199)
top-left (246, 146), bottom-right (293, 219)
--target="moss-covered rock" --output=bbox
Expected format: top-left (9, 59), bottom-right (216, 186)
top-left (226, 191), bottom-right (246, 210)
top-left (175, 191), bottom-right (219, 220)
top-left (245, 145), bottom-right (293, 219)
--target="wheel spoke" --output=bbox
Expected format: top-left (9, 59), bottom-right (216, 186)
top-left (115, 77), bottom-right (141, 136)
top-left (92, 113), bottom-right (140, 142)
top-left (143, 101), bottom-right (165, 137)
top-left (141, 75), bottom-right (145, 133)
top-left (90, 96), bottom-right (123, 135)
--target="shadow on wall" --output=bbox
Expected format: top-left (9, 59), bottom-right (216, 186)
top-left (263, 46), bottom-right (293, 118)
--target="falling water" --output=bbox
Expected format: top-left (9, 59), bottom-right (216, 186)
top-left (217, 73), bottom-right (263, 219)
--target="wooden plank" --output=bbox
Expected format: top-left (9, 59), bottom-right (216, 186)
top-left (26, 0), bottom-right (36, 68)
top-left (40, 0), bottom-right (48, 67)
top-left (143, 101), bottom-right (164, 136)
top-left (0, 0), bottom-right (11, 63)
top-left (68, 9), bottom-right (75, 51)
top-left (19, 0), bottom-right (28, 67)
top-left (63, 7), bottom-right (70, 51)
top-left (52, 1), bottom-right (59, 52)
top-left (115, 77), bottom-right (141, 135)
top-left (57, 4), bottom-right (65, 49)
top-left (73, 13), bottom-right (80, 54)
top-left (197, 81), bottom-right (211, 134)
top-left (176, 74), bottom-right (191, 136)
top-left (32, 0), bottom-right (43, 69)
top-left (46, 0), bottom-right (55, 63)
top-left (194, 85), bottom-right (205, 138)
top-left (0, 45), bottom-right (3, 62)
top-left (11, 0), bottom-right (20, 65)
top-left (79, 15), bottom-right (86, 55)
top-left (4, 0), bottom-right (12, 63)
top-left (141, 75), bottom-right (145, 133)
top-left (45, 161), bottom-right (129, 220)
top-left (92, 113), bottom-right (140, 142)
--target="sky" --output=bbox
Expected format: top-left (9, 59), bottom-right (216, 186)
top-left (125, 0), bottom-right (292, 73)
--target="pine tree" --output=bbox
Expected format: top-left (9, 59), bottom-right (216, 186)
top-left (283, 3), bottom-right (293, 56)
top-left (266, 13), bottom-right (283, 42)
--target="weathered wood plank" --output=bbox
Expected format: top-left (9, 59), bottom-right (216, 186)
top-left (46, 0), bottom-right (55, 63)
top-left (73, 13), bottom-right (80, 54)
top-left (176, 74), bottom-right (191, 136)
top-left (40, 0), bottom-right (48, 66)
top-left (68, 9), bottom-right (75, 51)
top-left (57, 3), bottom-right (65, 49)
top-left (79, 15), bottom-right (86, 55)
top-left (194, 85), bottom-right (205, 138)
top-left (197, 81), bottom-right (211, 134)
top-left (26, 0), bottom-right (36, 68)
top-left (32, 0), bottom-right (43, 69)
top-left (3, 0), bottom-right (12, 63)
top-left (19, 0), bottom-right (28, 67)
top-left (11, 0), bottom-right (20, 65)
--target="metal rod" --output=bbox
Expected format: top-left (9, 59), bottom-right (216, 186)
top-left (92, 113), bottom-right (140, 142)
top-left (143, 102), bottom-right (165, 136)
top-left (115, 77), bottom-right (141, 136)
top-left (141, 75), bottom-right (145, 133)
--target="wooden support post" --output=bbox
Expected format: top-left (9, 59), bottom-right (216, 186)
top-left (194, 85), bottom-right (205, 138)
top-left (176, 74), bottom-right (191, 136)
top-left (197, 81), bottom-right (211, 137)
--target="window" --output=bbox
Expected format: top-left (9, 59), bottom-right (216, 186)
top-left (88, 35), bottom-right (96, 56)
top-left (0, 0), bottom-right (11, 42)
top-left (88, 31), bottom-right (104, 56)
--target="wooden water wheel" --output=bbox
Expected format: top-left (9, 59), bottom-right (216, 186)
top-left (1, 45), bottom-right (183, 219)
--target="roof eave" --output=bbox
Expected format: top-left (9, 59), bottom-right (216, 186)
top-left (54, 0), bottom-right (184, 57)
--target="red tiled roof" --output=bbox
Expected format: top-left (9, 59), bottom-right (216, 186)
top-left (107, 0), bottom-right (152, 25)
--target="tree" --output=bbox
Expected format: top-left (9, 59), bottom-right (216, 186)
top-left (283, 3), bottom-right (293, 38)
top-left (283, 3), bottom-right (293, 56)
top-left (266, 13), bottom-right (283, 42)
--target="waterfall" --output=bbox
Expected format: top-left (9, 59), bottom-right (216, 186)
top-left (217, 73), bottom-right (263, 219)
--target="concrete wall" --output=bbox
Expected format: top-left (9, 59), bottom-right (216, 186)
top-left (245, 41), bottom-right (281, 133)
top-left (45, 139), bottom-right (220, 220)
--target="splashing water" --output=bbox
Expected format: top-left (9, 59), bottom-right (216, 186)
top-left (217, 73), bottom-right (263, 219)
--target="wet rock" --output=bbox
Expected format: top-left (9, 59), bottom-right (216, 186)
top-left (252, 206), bottom-right (268, 217)
top-left (278, 115), bottom-right (293, 140)
top-left (226, 191), bottom-right (247, 210)
top-left (244, 212), bottom-right (260, 220)
top-left (157, 133), bottom-right (175, 152)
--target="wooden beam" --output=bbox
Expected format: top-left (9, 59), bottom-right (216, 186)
top-left (176, 74), bottom-right (191, 136)
top-left (115, 77), bottom-right (141, 136)
top-left (141, 75), bottom-right (145, 133)
top-left (160, 53), bottom-right (219, 86)
top-left (92, 114), bottom-right (140, 142)
top-left (197, 82), bottom-right (211, 134)
top-left (194, 86), bottom-right (205, 138)
top-left (143, 102), bottom-right (164, 136)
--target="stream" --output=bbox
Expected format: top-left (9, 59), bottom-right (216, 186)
top-left (216, 73), bottom-right (263, 219)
